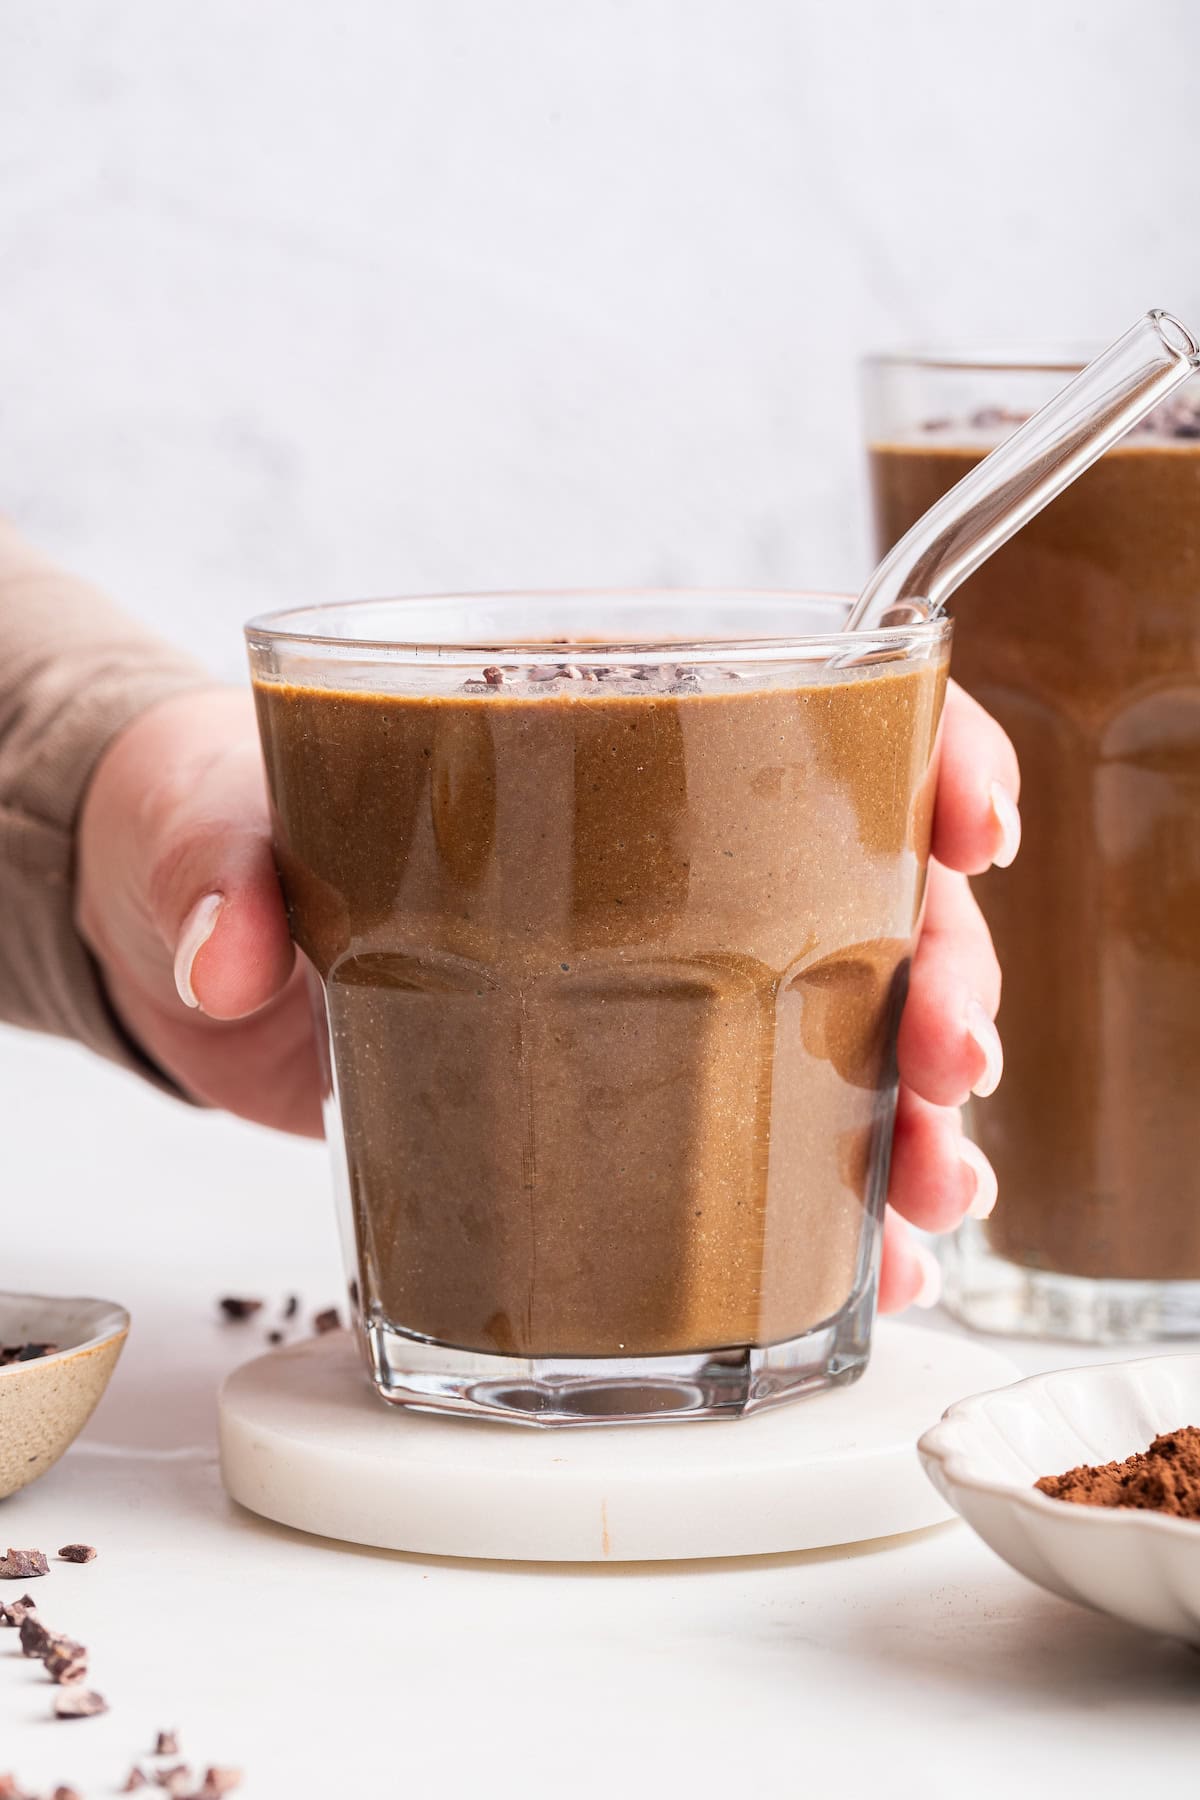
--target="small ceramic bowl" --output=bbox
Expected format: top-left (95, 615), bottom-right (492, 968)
top-left (918, 1351), bottom-right (1200, 1645)
top-left (0, 1293), bottom-right (129, 1499)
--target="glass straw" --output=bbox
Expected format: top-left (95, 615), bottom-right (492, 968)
top-left (849, 310), bottom-right (1200, 632)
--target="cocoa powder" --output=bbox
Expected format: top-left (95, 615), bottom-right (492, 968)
top-left (1036, 1426), bottom-right (1200, 1518)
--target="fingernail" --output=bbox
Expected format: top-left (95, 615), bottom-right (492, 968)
top-left (965, 999), bottom-right (1003, 1098)
top-left (174, 893), bottom-right (224, 1009)
top-left (960, 1137), bottom-right (999, 1221)
top-left (989, 780), bottom-right (1022, 868)
top-left (912, 1242), bottom-right (943, 1310)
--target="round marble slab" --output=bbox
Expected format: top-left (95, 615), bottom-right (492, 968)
top-left (218, 1321), bottom-right (1018, 1561)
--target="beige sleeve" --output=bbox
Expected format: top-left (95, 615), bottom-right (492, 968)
top-left (0, 520), bottom-right (214, 1083)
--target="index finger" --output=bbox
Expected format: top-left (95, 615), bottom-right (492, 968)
top-left (931, 680), bottom-right (1021, 875)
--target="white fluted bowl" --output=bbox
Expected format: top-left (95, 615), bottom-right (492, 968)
top-left (918, 1351), bottom-right (1200, 1644)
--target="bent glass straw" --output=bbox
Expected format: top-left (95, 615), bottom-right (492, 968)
top-left (849, 309), bottom-right (1200, 632)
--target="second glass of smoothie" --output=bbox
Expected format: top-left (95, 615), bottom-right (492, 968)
top-left (247, 593), bottom-right (949, 1423)
top-left (868, 353), bottom-right (1200, 1341)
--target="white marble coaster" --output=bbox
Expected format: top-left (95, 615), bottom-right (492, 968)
top-left (218, 1321), bottom-right (1018, 1562)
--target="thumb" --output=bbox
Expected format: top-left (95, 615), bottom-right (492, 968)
top-left (165, 831), bottom-right (296, 1022)
top-left (85, 689), bottom-right (296, 1023)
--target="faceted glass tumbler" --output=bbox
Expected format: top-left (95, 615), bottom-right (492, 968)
top-left (866, 350), bottom-right (1200, 1343)
top-left (247, 592), bottom-right (949, 1424)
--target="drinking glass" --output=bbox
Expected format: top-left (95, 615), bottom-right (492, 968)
top-left (867, 352), bottom-right (1200, 1341)
top-left (247, 591), bottom-right (949, 1422)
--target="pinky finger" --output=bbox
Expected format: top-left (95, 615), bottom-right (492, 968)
top-left (877, 1206), bottom-right (943, 1314)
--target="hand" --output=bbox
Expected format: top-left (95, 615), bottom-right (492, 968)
top-left (77, 688), bottom-right (322, 1136)
top-left (878, 680), bottom-right (1019, 1312)
top-left (78, 679), bottom-right (1018, 1314)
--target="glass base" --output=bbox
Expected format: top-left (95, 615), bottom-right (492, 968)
top-left (941, 1220), bottom-right (1200, 1344)
top-left (362, 1289), bottom-right (876, 1426)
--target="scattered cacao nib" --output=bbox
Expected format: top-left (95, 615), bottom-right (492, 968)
top-left (198, 1770), bottom-right (243, 1797)
top-left (54, 1686), bottom-right (108, 1718)
top-left (0, 1342), bottom-right (59, 1364)
top-left (266, 1330), bottom-right (284, 1346)
top-left (969, 405), bottom-right (1030, 430)
top-left (1137, 391), bottom-right (1200, 439)
top-left (18, 1610), bottom-right (53, 1657)
top-left (122, 1770), bottom-right (149, 1792)
top-left (482, 666), bottom-right (506, 687)
top-left (53, 1786), bottom-right (82, 1799)
top-left (0, 1549), bottom-right (49, 1580)
top-left (155, 1732), bottom-right (181, 1757)
top-left (313, 1308), bottom-right (341, 1335)
top-left (919, 415), bottom-right (954, 432)
top-left (44, 1635), bottom-right (89, 1684)
top-left (57, 1543), bottom-right (96, 1564)
top-left (283, 1293), bottom-right (299, 1320)
top-left (154, 1766), bottom-right (193, 1796)
top-left (218, 1297), bottom-right (263, 1322)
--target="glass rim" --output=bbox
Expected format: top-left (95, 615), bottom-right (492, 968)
top-left (863, 345), bottom-right (1095, 376)
top-left (244, 588), bottom-right (951, 662)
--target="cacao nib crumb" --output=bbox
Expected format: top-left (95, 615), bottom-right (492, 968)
top-left (266, 1330), bottom-right (284, 1346)
top-left (969, 405), bottom-right (1030, 430)
top-left (122, 1770), bottom-right (149, 1791)
top-left (53, 1787), bottom-right (83, 1800)
top-left (283, 1293), bottom-right (299, 1320)
top-left (53, 1686), bottom-right (108, 1718)
top-left (218, 1297), bottom-right (263, 1322)
top-left (44, 1636), bottom-right (89, 1685)
top-left (482, 666), bottom-right (506, 687)
top-left (154, 1731), bottom-right (181, 1757)
top-left (0, 1549), bottom-right (49, 1580)
top-left (154, 1765), bottom-right (193, 1796)
top-left (18, 1611), bottom-right (53, 1657)
top-left (313, 1308), bottom-right (341, 1335)
top-left (0, 1342), bottom-right (60, 1364)
top-left (919, 415), bottom-right (954, 432)
top-left (57, 1544), bottom-right (96, 1564)
top-left (199, 1770), bottom-right (244, 1796)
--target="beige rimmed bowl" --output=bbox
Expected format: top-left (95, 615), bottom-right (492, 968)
top-left (0, 1293), bottom-right (129, 1499)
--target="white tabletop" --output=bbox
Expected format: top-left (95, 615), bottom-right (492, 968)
top-left (3, 1026), bottom-right (1199, 1798)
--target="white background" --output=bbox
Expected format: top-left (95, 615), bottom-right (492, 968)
top-left (4, 6), bottom-right (1200, 1792)
top-left (3, 0), bottom-right (1200, 675)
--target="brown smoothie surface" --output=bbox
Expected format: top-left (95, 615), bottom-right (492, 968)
top-left (254, 655), bottom-right (946, 1358)
top-left (872, 433), bottom-right (1200, 1281)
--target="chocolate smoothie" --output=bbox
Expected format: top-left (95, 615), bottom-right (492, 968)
top-left (254, 653), bottom-right (947, 1359)
top-left (872, 429), bottom-right (1200, 1281)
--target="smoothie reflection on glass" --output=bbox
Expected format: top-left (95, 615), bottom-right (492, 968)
top-left (246, 593), bottom-right (949, 1424)
top-left (868, 354), bottom-right (1200, 1341)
